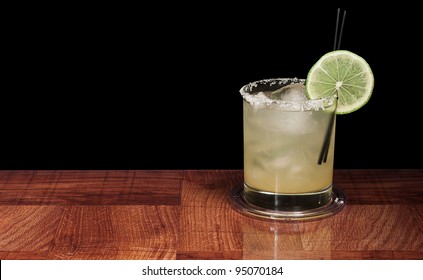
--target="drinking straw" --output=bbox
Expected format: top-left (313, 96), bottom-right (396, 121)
top-left (334, 9), bottom-right (346, 51)
top-left (337, 9), bottom-right (346, 50)
top-left (318, 8), bottom-right (346, 165)
top-left (318, 101), bottom-right (337, 164)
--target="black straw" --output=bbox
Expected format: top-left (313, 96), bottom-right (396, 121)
top-left (333, 8), bottom-right (340, 51)
top-left (318, 8), bottom-right (346, 165)
top-left (337, 10), bottom-right (346, 50)
top-left (318, 103), bottom-right (337, 165)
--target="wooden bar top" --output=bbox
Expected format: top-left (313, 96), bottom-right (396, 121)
top-left (0, 169), bottom-right (422, 260)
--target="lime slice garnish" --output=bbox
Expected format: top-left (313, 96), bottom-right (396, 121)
top-left (306, 50), bottom-right (374, 114)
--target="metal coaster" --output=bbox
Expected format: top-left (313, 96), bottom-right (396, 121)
top-left (229, 184), bottom-right (346, 221)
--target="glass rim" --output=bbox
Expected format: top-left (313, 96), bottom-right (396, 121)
top-left (240, 77), bottom-right (337, 111)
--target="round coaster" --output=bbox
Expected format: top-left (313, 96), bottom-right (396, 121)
top-left (229, 184), bottom-right (346, 221)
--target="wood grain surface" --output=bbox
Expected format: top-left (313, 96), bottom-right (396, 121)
top-left (0, 170), bottom-right (422, 260)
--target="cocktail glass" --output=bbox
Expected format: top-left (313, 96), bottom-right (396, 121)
top-left (230, 78), bottom-right (345, 220)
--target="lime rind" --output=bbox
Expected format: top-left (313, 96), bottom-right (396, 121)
top-left (306, 50), bottom-right (374, 114)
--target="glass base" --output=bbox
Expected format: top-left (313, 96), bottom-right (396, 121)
top-left (244, 184), bottom-right (334, 211)
top-left (229, 183), bottom-right (346, 221)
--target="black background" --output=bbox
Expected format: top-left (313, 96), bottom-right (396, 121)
top-left (2, 4), bottom-right (422, 169)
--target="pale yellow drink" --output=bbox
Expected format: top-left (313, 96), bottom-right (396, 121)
top-left (241, 78), bottom-right (337, 210)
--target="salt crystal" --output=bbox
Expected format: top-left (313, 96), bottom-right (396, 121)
top-left (240, 78), bottom-right (335, 111)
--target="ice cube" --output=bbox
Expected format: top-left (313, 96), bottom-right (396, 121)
top-left (267, 83), bottom-right (307, 101)
top-left (243, 91), bottom-right (272, 106)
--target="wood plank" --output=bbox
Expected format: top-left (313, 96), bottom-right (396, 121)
top-left (183, 170), bottom-right (243, 188)
top-left (242, 250), bottom-right (332, 260)
top-left (177, 170), bottom-right (243, 259)
top-left (392, 251), bottom-right (423, 260)
top-left (47, 205), bottom-right (179, 259)
top-left (176, 251), bottom-right (242, 260)
top-left (293, 205), bottom-right (423, 254)
top-left (334, 169), bottom-right (423, 204)
top-left (411, 205), bottom-right (423, 232)
top-left (182, 170), bottom-right (242, 207)
top-left (0, 206), bottom-right (64, 253)
top-left (0, 251), bottom-right (10, 259)
top-left (0, 170), bottom-right (182, 205)
top-left (177, 206), bottom-right (244, 255)
top-left (0, 251), bottom-right (48, 260)
top-left (330, 250), bottom-right (394, 260)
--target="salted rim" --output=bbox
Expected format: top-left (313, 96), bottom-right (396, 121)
top-left (240, 78), bottom-right (336, 111)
